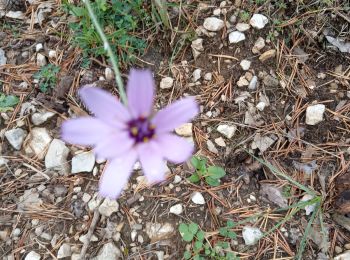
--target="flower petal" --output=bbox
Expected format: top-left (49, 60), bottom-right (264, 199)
top-left (79, 86), bottom-right (130, 127)
top-left (94, 131), bottom-right (135, 160)
top-left (138, 142), bottom-right (167, 183)
top-left (61, 117), bottom-right (114, 146)
top-left (99, 151), bottom-right (137, 199)
top-left (155, 133), bottom-right (194, 163)
top-left (152, 97), bottom-right (198, 134)
top-left (127, 69), bottom-right (154, 118)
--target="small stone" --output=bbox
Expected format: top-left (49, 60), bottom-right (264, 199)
top-left (317, 73), bottom-right (326, 79)
top-left (12, 228), bottom-right (21, 237)
top-left (335, 246), bottom-right (342, 254)
top-left (131, 230), bottom-right (137, 241)
top-left (45, 139), bottom-right (70, 174)
top-left (5, 128), bottom-right (27, 150)
top-left (169, 204), bottom-right (183, 215)
top-left (240, 60), bottom-right (251, 70)
top-left (18, 189), bottom-right (42, 210)
top-left (175, 123), bottom-right (192, 137)
top-left (88, 193), bottom-right (103, 211)
top-left (214, 137), bottom-right (226, 147)
top-left (0, 157), bottom-right (9, 166)
top-left (256, 101), bottom-right (266, 111)
top-left (71, 151), bottom-right (95, 173)
top-left (48, 50), bottom-right (57, 59)
top-left (54, 185), bottom-right (67, 197)
top-left (236, 23), bottom-right (250, 32)
top-left (252, 37), bottom-right (265, 54)
top-left (334, 251), bottom-right (350, 260)
top-left (203, 17), bottom-right (225, 31)
top-left (263, 75), bottom-right (279, 87)
top-left (228, 31), bottom-right (245, 44)
top-left (145, 222), bottom-right (175, 243)
top-left (207, 140), bottom-right (218, 154)
top-left (98, 198), bottom-right (119, 217)
top-left (35, 43), bottom-right (43, 52)
top-left (259, 49), bottom-right (276, 62)
top-left (217, 124), bottom-right (236, 139)
top-left (82, 193), bottom-right (92, 203)
top-left (173, 175), bottom-right (182, 184)
top-left (160, 77), bottom-right (174, 89)
top-left (24, 128), bottom-right (52, 160)
top-left (251, 133), bottom-right (277, 153)
top-left (191, 38), bottom-right (204, 59)
top-left (192, 68), bottom-right (202, 82)
top-left (25, 251), bottom-right (41, 260)
top-left (213, 8), bottom-right (221, 16)
top-left (31, 111), bottom-right (55, 125)
top-left (242, 226), bottom-right (263, 245)
top-left (250, 14), bottom-right (268, 29)
top-left (204, 72), bottom-right (212, 81)
top-left (248, 76), bottom-right (258, 90)
top-left (0, 48), bottom-right (7, 65)
top-left (237, 76), bottom-right (249, 87)
top-left (300, 194), bottom-right (316, 215)
top-left (305, 104), bottom-right (326, 125)
top-left (103, 67), bottom-right (114, 81)
top-left (229, 15), bottom-right (237, 23)
top-left (191, 192), bottom-right (205, 205)
top-left (93, 242), bottom-right (121, 260)
top-left (345, 243), bottom-right (350, 250)
top-left (36, 53), bottom-right (47, 67)
top-left (138, 235), bottom-right (144, 244)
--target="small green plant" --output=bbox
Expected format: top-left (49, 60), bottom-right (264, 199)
top-left (188, 156), bottom-right (226, 186)
top-left (33, 64), bottom-right (60, 92)
top-left (239, 11), bottom-right (250, 22)
top-left (219, 220), bottom-right (237, 239)
top-left (0, 93), bottom-right (19, 112)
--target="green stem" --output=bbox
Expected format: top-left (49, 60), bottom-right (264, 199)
top-left (83, 0), bottom-right (127, 104)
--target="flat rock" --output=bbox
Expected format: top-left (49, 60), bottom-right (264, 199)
top-left (251, 133), bottom-right (277, 153)
top-left (305, 104), bottom-right (326, 125)
top-left (191, 38), bottom-right (204, 59)
top-left (175, 123), bottom-right (193, 137)
top-left (240, 59), bottom-right (251, 71)
top-left (25, 251), bottom-right (41, 260)
top-left (206, 140), bottom-right (218, 154)
top-left (45, 139), bottom-right (70, 175)
top-left (252, 37), bottom-right (265, 54)
top-left (36, 53), bottom-right (47, 67)
top-left (160, 77), bottom-right (174, 89)
top-left (191, 192), bottom-right (205, 205)
top-left (0, 157), bottom-right (9, 166)
top-left (93, 242), bottom-right (121, 260)
top-left (263, 75), bottom-right (279, 87)
top-left (203, 17), bottom-right (224, 31)
top-left (260, 184), bottom-right (288, 207)
top-left (98, 198), bottom-right (119, 217)
top-left (242, 226), bottom-right (263, 245)
top-left (105, 67), bottom-right (114, 81)
top-left (228, 31), bottom-right (245, 44)
top-left (217, 124), bottom-right (236, 139)
top-left (5, 128), bottom-right (27, 150)
top-left (237, 76), bottom-right (249, 87)
top-left (169, 204), bottom-right (183, 215)
top-left (214, 137), bottom-right (226, 147)
top-left (145, 222), bottom-right (175, 243)
top-left (334, 250), bottom-right (350, 260)
top-left (31, 111), bottom-right (55, 125)
top-left (57, 243), bottom-right (71, 259)
top-left (259, 49), bottom-right (276, 62)
top-left (24, 128), bottom-right (52, 160)
top-left (192, 68), bottom-right (202, 82)
top-left (248, 76), bottom-right (258, 90)
top-left (250, 14), bottom-right (268, 29)
top-left (236, 23), bottom-right (250, 32)
top-left (71, 151), bottom-right (95, 173)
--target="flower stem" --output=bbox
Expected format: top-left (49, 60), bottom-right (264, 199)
top-left (82, 0), bottom-right (127, 104)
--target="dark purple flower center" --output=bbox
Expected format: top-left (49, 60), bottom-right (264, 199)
top-left (128, 117), bottom-right (155, 143)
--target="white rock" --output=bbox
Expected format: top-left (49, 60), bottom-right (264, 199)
top-left (214, 137), bottom-right (226, 147)
top-left (88, 193), bottom-right (103, 211)
top-left (191, 38), bottom-right (204, 59)
top-left (93, 242), bottom-right (121, 260)
top-left (250, 14), bottom-right (268, 29)
top-left (334, 250), bottom-right (350, 260)
top-left (71, 151), bottom-right (95, 173)
top-left (192, 68), bottom-right (202, 82)
top-left (217, 124), bottom-right (236, 139)
top-left (82, 193), bottom-right (92, 203)
top-left (48, 50), bottom-right (57, 59)
top-left (240, 60), bottom-right (251, 71)
top-left (191, 192), bottom-right (205, 205)
top-left (207, 140), bottom-right (218, 154)
top-left (18, 189), bottom-right (43, 210)
top-left (169, 204), bottom-right (183, 215)
top-left (98, 198), bottom-right (119, 217)
top-left (252, 37), bottom-right (265, 54)
top-left (173, 175), bottom-right (182, 184)
top-left (5, 128), bottom-right (27, 150)
top-left (0, 48), bottom-right (7, 65)
top-left (0, 156), bottom-right (9, 166)
top-left (204, 72), bottom-right (212, 81)
top-left (105, 68), bottom-right (114, 81)
top-left (251, 133), bottom-right (277, 153)
top-left (242, 226), bottom-right (263, 245)
top-left (31, 111), bottom-right (55, 125)
top-left (175, 123), bottom-right (193, 137)
top-left (236, 23), bottom-right (250, 32)
top-left (160, 77), bottom-right (174, 89)
top-left (25, 251), bottom-right (41, 260)
top-left (36, 53), bottom-right (47, 67)
top-left (213, 8), bottom-right (221, 16)
top-left (203, 17), bottom-right (225, 31)
top-left (248, 76), bottom-right (258, 90)
top-left (45, 139), bottom-right (70, 174)
top-left (305, 104), bottom-right (326, 125)
top-left (145, 222), bottom-right (175, 242)
top-left (35, 43), bottom-right (43, 52)
top-left (300, 194), bottom-right (316, 215)
top-left (237, 76), bottom-right (249, 87)
top-left (256, 101), bottom-right (266, 111)
top-left (131, 230), bottom-right (137, 241)
top-left (228, 31), bottom-right (245, 44)
top-left (57, 243), bottom-right (71, 259)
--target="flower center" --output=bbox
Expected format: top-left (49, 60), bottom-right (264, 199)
top-left (128, 117), bottom-right (155, 143)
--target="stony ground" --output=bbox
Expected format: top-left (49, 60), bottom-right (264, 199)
top-left (1, 0), bottom-right (350, 260)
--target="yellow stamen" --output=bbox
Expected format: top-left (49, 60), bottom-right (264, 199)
top-left (143, 137), bottom-right (149, 143)
top-left (131, 127), bottom-right (138, 136)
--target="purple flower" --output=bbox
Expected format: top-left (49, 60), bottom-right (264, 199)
top-left (61, 69), bottom-right (198, 199)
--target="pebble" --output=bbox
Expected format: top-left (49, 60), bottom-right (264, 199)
top-left (192, 68), bottom-right (202, 82)
top-left (252, 37), bottom-right (265, 54)
top-left (250, 14), bottom-right (268, 29)
top-left (71, 151), bottom-right (95, 173)
top-left (204, 72), bottom-right (212, 81)
top-left (24, 128), bottom-right (52, 160)
top-left (335, 246), bottom-right (342, 254)
top-left (228, 31), bottom-right (246, 44)
top-left (138, 235), bottom-right (144, 244)
top-left (191, 192), bottom-right (205, 205)
top-left (145, 222), bottom-right (175, 242)
top-left (217, 124), bottom-right (236, 139)
top-left (175, 123), bottom-right (192, 137)
top-left (88, 193), bottom-right (103, 211)
top-left (82, 193), bottom-right (92, 203)
top-left (48, 50), bottom-right (57, 59)
top-left (173, 175), bottom-right (182, 184)
top-left (256, 101), bottom-right (266, 111)
top-left (214, 137), bottom-right (226, 147)
top-left (213, 8), bottom-right (221, 16)
top-left (25, 251), bottom-right (41, 260)
top-left (18, 189), bottom-right (42, 210)
top-left (259, 49), bottom-right (276, 62)
top-left (169, 204), bottom-right (183, 215)
top-left (203, 17), bottom-right (225, 31)
top-left (35, 43), bottom-right (43, 52)
top-left (237, 76), bottom-right (249, 87)
top-left (93, 242), bottom-right (121, 260)
top-left (5, 128), bottom-right (27, 150)
top-left (45, 139), bottom-right (70, 174)
top-left (31, 111), bottom-right (55, 125)
top-left (248, 76), bottom-right (258, 90)
top-left (160, 77), bottom-right (174, 89)
top-left (12, 228), bottom-right (21, 237)
top-left (229, 15), bottom-right (237, 23)
top-left (240, 59), bottom-right (251, 71)
top-left (334, 250), bottom-right (350, 260)
top-left (98, 198), bottom-right (119, 217)
top-left (36, 53), bottom-right (47, 67)
top-left (0, 48), bottom-right (7, 65)
top-left (105, 67), bottom-right (114, 81)
top-left (305, 104), bottom-right (326, 125)
top-left (206, 140), bottom-right (218, 154)
top-left (131, 230), bottom-right (137, 241)
top-left (236, 23), bottom-right (250, 32)
top-left (242, 226), bottom-right (263, 245)
top-left (54, 185), bottom-right (67, 197)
